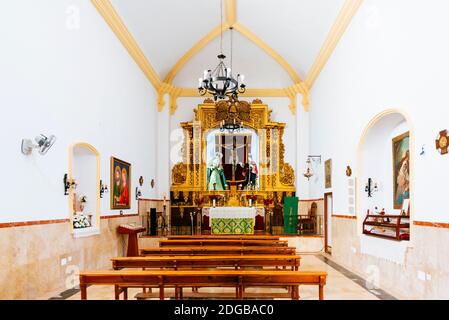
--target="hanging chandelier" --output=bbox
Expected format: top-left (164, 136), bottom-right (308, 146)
top-left (216, 96), bottom-right (251, 133)
top-left (198, 0), bottom-right (246, 101)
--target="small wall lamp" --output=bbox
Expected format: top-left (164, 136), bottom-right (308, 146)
top-left (135, 187), bottom-right (142, 200)
top-left (303, 155), bottom-right (322, 180)
top-left (365, 178), bottom-right (378, 197)
top-left (63, 174), bottom-right (77, 196)
top-left (100, 180), bottom-right (109, 198)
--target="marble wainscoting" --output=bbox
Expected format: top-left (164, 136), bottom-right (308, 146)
top-left (330, 216), bottom-right (449, 299)
top-left (0, 214), bottom-right (139, 300)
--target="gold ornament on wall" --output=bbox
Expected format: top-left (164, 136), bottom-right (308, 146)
top-left (436, 130), bottom-right (449, 155)
top-left (346, 166), bottom-right (352, 177)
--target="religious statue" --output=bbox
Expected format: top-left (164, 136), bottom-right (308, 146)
top-left (248, 155), bottom-right (258, 189)
top-left (206, 153), bottom-right (228, 191)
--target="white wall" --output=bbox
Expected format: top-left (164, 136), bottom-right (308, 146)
top-left (309, 0), bottom-right (449, 223)
top-left (0, 0), bottom-right (158, 223)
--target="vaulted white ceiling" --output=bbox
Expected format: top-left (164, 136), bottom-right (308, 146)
top-left (95, 0), bottom-right (362, 113)
top-left (110, 0), bottom-right (344, 88)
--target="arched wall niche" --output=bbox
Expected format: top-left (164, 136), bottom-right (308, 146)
top-left (356, 109), bottom-right (415, 257)
top-left (68, 142), bottom-right (101, 238)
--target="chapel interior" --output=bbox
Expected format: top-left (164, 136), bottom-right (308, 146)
top-left (1, 0), bottom-right (449, 301)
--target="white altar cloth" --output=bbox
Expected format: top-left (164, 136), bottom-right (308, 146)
top-left (208, 207), bottom-right (256, 226)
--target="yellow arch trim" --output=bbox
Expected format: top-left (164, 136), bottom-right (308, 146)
top-left (233, 22), bottom-right (302, 84)
top-left (305, 0), bottom-right (363, 88)
top-left (91, 0), bottom-right (162, 89)
top-left (164, 24), bottom-right (230, 83)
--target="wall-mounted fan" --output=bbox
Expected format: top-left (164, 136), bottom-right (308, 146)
top-left (21, 134), bottom-right (57, 155)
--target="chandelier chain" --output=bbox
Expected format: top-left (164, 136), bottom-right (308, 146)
top-left (220, 0), bottom-right (223, 55)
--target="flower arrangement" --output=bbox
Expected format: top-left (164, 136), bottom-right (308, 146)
top-left (73, 213), bottom-right (91, 229)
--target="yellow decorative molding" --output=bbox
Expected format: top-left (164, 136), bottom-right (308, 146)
top-left (163, 24), bottom-right (229, 84)
top-left (233, 22), bottom-right (302, 84)
top-left (225, 0), bottom-right (237, 26)
top-left (305, 0), bottom-right (363, 88)
top-left (91, 0), bottom-right (161, 89)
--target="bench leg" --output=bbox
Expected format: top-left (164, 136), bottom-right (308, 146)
top-left (114, 285), bottom-right (120, 300)
top-left (80, 284), bottom-right (87, 300)
top-left (123, 287), bottom-right (128, 300)
top-left (179, 287), bottom-right (183, 300)
top-left (159, 285), bottom-right (165, 300)
top-left (319, 285), bottom-right (324, 300)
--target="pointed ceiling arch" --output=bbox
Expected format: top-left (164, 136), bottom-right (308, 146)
top-left (91, 0), bottom-right (363, 114)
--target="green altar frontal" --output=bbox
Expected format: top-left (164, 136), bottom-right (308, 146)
top-left (211, 218), bottom-right (254, 235)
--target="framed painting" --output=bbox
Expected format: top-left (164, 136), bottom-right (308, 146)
top-left (392, 132), bottom-right (410, 209)
top-left (110, 157), bottom-right (131, 210)
top-left (325, 159), bottom-right (332, 189)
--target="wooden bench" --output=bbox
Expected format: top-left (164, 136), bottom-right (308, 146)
top-left (140, 246), bottom-right (297, 256)
top-left (166, 235), bottom-right (281, 240)
top-left (159, 239), bottom-right (288, 247)
top-left (79, 270), bottom-right (327, 300)
top-left (112, 255), bottom-right (301, 271)
top-left (112, 255), bottom-right (301, 299)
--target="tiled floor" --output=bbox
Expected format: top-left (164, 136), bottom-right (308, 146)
top-left (47, 254), bottom-right (393, 300)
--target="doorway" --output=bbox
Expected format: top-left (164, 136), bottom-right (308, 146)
top-left (324, 192), bottom-right (333, 254)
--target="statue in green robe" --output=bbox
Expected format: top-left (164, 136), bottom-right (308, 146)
top-left (206, 153), bottom-right (228, 191)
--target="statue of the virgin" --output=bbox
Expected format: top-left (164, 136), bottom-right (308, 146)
top-left (206, 153), bottom-right (228, 191)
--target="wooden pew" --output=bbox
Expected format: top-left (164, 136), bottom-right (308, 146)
top-left (79, 270), bottom-right (327, 300)
top-left (140, 246), bottom-right (297, 256)
top-left (159, 239), bottom-right (288, 247)
top-left (112, 254), bottom-right (301, 300)
top-left (112, 255), bottom-right (301, 271)
top-left (166, 235), bottom-right (281, 240)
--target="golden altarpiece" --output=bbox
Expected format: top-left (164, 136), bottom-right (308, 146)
top-left (170, 98), bottom-right (296, 235)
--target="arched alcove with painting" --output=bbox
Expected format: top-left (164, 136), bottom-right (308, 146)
top-left (357, 110), bottom-right (413, 262)
top-left (68, 142), bottom-right (101, 238)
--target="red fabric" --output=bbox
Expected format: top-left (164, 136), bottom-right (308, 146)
top-left (255, 215), bottom-right (264, 230)
top-left (202, 215), bottom-right (211, 230)
top-left (119, 186), bottom-right (129, 205)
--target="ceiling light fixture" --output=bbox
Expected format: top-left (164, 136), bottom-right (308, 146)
top-left (198, 0), bottom-right (245, 101)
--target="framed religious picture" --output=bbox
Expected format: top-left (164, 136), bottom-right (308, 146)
top-left (325, 159), bottom-right (332, 189)
top-left (110, 157), bottom-right (131, 210)
top-left (392, 132), bottom-right (410, 209)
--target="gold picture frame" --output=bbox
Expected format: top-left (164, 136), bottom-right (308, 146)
top-left (110, 157), bottom-right (131, 210)
top-left (325, 159), bottom-right (332, 189)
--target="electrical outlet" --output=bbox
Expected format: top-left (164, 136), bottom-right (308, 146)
top-left (61, 258), bottom-right (67, 266)
top-left (417, 270), bottom-right (426, 281)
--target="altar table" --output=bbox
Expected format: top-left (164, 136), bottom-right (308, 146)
top-left (209, 207), bottom-right (256, 235)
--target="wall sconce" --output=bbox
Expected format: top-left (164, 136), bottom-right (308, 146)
top-left (63, 174), bottom-right (77, 196)
top-left (135, 187), bottom-right (142, 200)
top-left (21, 134), bottom-right (57, 155)
top-left (99, 180), bottom-right (108, 198)
top-left (365, 178), bottom-right (378, 197)
top-left (303, 155), bottom-right (321, 180)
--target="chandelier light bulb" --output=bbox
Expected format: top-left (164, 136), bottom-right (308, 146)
top-left (198, 78), bottom-right (203, 88)
top-left (240, 74), bottom-right (245, 83)
top-left (203, 70), bottom-right (208, 78)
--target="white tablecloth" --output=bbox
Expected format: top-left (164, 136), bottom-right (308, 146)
top-left (208, 207), bottom-right (256, 226)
